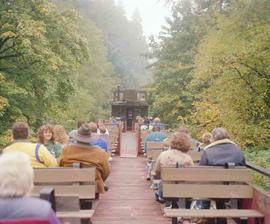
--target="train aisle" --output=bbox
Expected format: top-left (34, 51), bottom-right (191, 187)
top-left (92, 157), bottom-right (171, 224)
top-left (120, 131), bottom-right (137, 158)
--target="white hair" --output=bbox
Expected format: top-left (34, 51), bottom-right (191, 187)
top-left (0, 152), bottom-right (33, 197)
top-left (212, 127), bottom-right (230, 142)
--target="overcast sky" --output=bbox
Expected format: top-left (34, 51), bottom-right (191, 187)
top-left (119, 0), bottom-right (171, 38)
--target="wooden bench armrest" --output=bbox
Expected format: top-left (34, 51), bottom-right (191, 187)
top-left (164, 208), bottom-right (264, 218)
top-left (39, 186), bottom-right (56, 212)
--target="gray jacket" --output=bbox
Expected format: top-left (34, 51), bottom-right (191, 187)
top-left (199, 139), bottom-right (245, 166)
top-left (0, 197), bottom-right (59, 223)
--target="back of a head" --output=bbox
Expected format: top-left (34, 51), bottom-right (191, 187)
top-left (89, 122), bottom-right (98, 133)
top-left (153, 117), bottom-right (161, 123)
top-left (201, 132), bottom-right (212, 144)
top-left (170, 132), bottom-right (192, 153)
top-left (0, 152), bottom-right (33, 197)
top-left (12, 122), bottom-right (29, 140)
top-left (53, 125), bottom-right (69, 144)
top-left (212, 127), bottom-right (230, 142)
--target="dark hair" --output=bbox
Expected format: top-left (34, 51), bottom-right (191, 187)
top-left (12, 122), bottom-right (29, 140)
top-left (77, 120), bottom-right (86, 129)
top-left (37, 125), bottom-right (54, 144)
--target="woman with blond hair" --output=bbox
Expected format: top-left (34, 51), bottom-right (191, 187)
top-left (198, 132), bottom-right (212, 151)
top-left (38, 124), bottom-right (62, 158)
top-left (53, 125), bottom-right (69, 145)
top-left (0, 152), bottom-right (60, 223)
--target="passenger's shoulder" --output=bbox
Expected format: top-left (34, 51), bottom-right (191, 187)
top-left (38, 144), bottom-right (49, 150)
top-left (23, 197), bottom-right (51, 210)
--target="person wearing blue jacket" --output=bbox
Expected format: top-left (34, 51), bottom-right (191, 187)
top-left (144, 126), bottom-right (167, 180)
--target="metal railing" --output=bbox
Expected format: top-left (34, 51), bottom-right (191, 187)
top-left (246, 161), bottom-right (270, 178)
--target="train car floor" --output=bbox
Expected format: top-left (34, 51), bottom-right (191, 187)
top-left (92, 157), bottom-right (171, 224)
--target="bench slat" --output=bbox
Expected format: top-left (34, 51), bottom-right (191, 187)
top-left (146, 141), bottom-right (164, 149)
top-left (57, 210), bottom-right (94, 218)
top-left (164, 208), bottom-right (264, 218)
top-left (163, 184), bottom-right (253, 198)
top-left (34, 168), bottom-right (95, 183)
top-left (33, 185), bottom-right (95, 199)
top-left (161, 167), bottom-right (251, 182)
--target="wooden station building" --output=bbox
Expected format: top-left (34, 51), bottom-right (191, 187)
top-left (111, 86), bottom-right (148, 130)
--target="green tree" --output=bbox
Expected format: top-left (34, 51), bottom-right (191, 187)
top-left (191, 0), bottom-right (270, 146)
top-left (149, 0), bottom-right (209, 126)
top-left (0, 0), bottom-right (88, 141)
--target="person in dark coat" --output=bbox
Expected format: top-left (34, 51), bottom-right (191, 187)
top-left (199, 127), bottom-right (245, 224)
top-left (199, 127), bottom-right (245, 166)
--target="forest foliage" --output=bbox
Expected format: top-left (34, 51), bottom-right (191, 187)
top-left (0, 0), bottom-right (148, 147)
top-left (149, 0), bottom-right (270, 156)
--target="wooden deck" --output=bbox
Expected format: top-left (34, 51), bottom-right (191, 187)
top-left (92, 157), bottom-right (171, 224)
top-left (120, 131), bottom-right (138, 158)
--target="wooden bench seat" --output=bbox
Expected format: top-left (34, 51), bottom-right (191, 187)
top-left (57, 210), bottom-right (95, 218)
top-left (161, 166), bottom-right (265, 224)
top-left (33, 167), bottom-right (96, 223)
top-left (164, 208), bottom-right (264, 218)
top-left (149, 150), bottom-right (202, 189)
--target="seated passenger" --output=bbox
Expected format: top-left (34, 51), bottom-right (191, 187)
top-left (59, 124), bottom-right (110, 193)
top-left (149, 117), bottom-right (165, 130)
top-left (97, 125), bottom-right (109, 136)
top-left (144, 126), bottom-right (167, 153)
top-left (91, 126), bottom-right (108, 152)
top-left (197, 132), bottom-right (212, 151)
top-left (53, 124), bottom-right (69, 146)
top-left (199, 127), bottom-right (245, 224)
top-left (153, 132), bottom-right (194, 202)
top-left (178, 126), bottom-right (200, 150)
top-left (38, 124), bottom-right (62, 158)
top-left (144, 126), bottom-right (167, 180)
top-left (97, 120), bottom-right (109, 135)
top-left (88, 122), bottom-right (99, 139)
top-left (0, 152), bottom-right (60, 224)
top-left (4, 122), bottom-right (57, 168)
top-left (200, 127), bottom-right (245, 166)
top-left (153, 132), bottom-right (194, 177)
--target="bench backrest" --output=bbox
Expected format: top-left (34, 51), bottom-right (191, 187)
top-left (146, 141), bottom-right (165, 158)
top-left (161, 166), bottom-right (253, 199)
top-left (33, 167), bottom-right (96, 199)
top-left (146, 141), bottom-right (164, 149)
top-left (141, 130), bottom-right (150, 142)
top-left (187, 150), bottom-right (202, 162)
